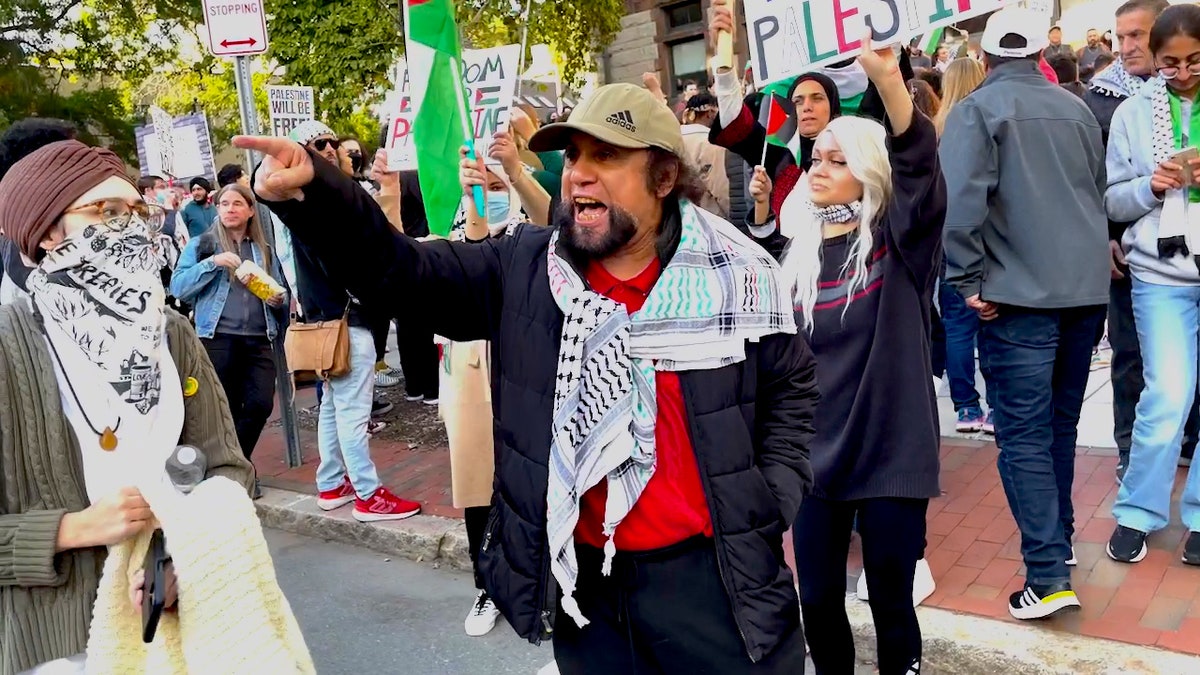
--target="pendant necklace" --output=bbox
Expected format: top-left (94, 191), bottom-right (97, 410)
top-left (37, 313), bottom-right (122, 451)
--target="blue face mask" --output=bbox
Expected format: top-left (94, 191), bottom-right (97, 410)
top-left (486, 191), bottom-right (510, 225)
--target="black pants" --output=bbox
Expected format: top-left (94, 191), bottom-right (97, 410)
top-left (464, 505), bottom-right (491, 590)
top-left (1109, 277), bottom-right (1199, 461)
top-left (371, 314), bottom-right (391, 364)
top-left (202, 334), bottom-right (277, 460)
top-left (397, 323), bottom-right (439, 399)
top-left (795, 495), bottom-right (927, 675)
top-left (553, 537), bottom-right (806, 675)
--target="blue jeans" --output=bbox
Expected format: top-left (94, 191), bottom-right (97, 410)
top-left (316, 326), bottom-right (382, 499)
top-left (981, 305), bottom-right (1104, 586)
top-left (1113, 279), bottom-right (1200, 533)
top-left (940, 281), bottom-right (993, 412)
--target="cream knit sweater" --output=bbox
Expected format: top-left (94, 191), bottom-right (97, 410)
top-left (85, 477), bottom-right (314, 674)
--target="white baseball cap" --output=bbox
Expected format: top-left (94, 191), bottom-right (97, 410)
top-left (981, 7), bottom-right (1051, 58)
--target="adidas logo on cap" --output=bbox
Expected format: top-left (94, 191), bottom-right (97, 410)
top-left (605, 110), bottom-right (637, 132)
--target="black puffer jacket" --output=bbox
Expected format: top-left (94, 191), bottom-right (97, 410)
top-left (263, 156), bottom-right (819, 662)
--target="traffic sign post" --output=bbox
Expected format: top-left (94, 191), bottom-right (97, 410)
top-left (207, 0), bottom-right (302, 468)
top-left (202, 0), bottom-right (269, 57)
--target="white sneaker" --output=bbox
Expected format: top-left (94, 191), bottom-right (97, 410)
top-left (1066, 545), bottom-right (1077, 567)
top-left (856, 558), bottom-right (936, 607)
top-left (464, 590), bottom-right (500, 637)
top-left (536, 662), bottom-right (560, 675)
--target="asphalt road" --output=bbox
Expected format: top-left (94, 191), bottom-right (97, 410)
top-left (268, 530), bottom-right (877, 674)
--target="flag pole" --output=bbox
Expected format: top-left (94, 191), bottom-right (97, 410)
top-left (510, 0), bottom-right (533, 132)
top-left (449, 55), bottom-right (487, 218)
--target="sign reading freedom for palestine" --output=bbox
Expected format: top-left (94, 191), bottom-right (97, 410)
top-left (742, 0), bottom-right (1021, 87)
top-left (267, 85), bottom-right (316, 137)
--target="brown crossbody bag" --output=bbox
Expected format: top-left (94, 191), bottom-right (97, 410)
top-left (283, 300), bottom-right (352, 379)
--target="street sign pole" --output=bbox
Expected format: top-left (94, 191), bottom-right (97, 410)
top-left (233, 54), bottom-right (303, 469)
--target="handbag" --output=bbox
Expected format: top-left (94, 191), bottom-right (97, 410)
top-left (283, 301), bottom-right (351, 379)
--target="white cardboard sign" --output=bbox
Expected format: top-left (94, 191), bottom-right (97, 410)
top-left (267, 85), bottom-right (316, 138)
top-left (742, 0), bottom-right (1023, 87)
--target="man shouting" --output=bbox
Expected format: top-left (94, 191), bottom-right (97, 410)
top-left (237, 83), bottom-right (817, 673)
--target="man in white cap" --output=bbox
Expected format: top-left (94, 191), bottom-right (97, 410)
top-left (940, 6), bottom-right (1108, 620)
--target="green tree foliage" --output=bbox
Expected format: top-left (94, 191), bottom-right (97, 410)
top-left (1, 0), bottom-right (622, 163)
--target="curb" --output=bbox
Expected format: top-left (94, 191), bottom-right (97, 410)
top-left (255, 487), bottom-right (471, 571)
top-left (846, 600), bottom-right (1200, 674)
top-left (258, 487), bottom-right (1200, 673)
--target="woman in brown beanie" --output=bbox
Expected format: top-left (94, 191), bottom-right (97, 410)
top-left (0, 140), bottom-right (253, 675)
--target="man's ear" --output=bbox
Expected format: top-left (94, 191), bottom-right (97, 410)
top-left (656, 161), bottom-right (679, 199)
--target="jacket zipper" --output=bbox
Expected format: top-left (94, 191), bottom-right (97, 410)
top-left (679, 373), bottom-right (756, 663)
top-left (538, 541), bottom-right (557, 643)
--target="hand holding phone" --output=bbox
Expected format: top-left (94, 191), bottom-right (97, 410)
top-left (1171, 147), bottom-right (1199, 188)
top-left (141, 529), bottom-right (169, 643)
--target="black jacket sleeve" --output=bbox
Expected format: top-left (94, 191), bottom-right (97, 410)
top-left (754, 330), bottom-right (818, 525)
top-left (258, 150), bottom-right (512, 342)
top-left (709, 94), bottom-right (798, 184)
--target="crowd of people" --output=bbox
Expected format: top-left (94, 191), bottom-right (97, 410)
top-left (7, 0), bottom-right (1200, 674)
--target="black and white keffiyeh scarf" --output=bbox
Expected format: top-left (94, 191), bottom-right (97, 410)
top-left (810, 200), bottom-right (862, 224)
top-left (544, 199), bottom-right (795, 627)
top-left (1148, 76), bottom-right (1200, 268)
top-left (1090, 57), bottom-right (1148, 101)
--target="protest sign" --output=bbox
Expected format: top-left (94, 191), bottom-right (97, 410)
top-left (136, 114), bottom-right (218, 182)
top-left (267, 85), bottom-right (316, 137)
top-left (384, 44), bottom-right (521, 171)
top-left (149, 106), bottom-right (176, 177)
top-left (742, 0), bottom-right (1023, 88)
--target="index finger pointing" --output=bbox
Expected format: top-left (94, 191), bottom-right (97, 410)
top-left (233, 135), bottom-right (301, 159)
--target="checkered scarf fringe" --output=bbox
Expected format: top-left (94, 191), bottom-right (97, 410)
top-left (544, 199), bottom-right (795, 628)
top-left (1148, 76), bottom-right (1200, 267)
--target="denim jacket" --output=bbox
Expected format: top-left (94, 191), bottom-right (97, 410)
top-left (170, 234), bottom-right (288, 340)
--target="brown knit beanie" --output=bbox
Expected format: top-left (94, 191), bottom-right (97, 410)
top-left (0, 140), bottom-right (131, 261)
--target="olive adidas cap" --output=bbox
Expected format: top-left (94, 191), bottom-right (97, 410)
top-left (528, 83), bottom-right (685, 157)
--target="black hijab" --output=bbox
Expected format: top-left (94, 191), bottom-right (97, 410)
top-left (786, 72), bottom-right (843, 172)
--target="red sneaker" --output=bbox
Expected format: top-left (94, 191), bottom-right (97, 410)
top-left (353, 487), bottom-right (422, 522)
top-left (316, 478), bottom-right (356, 511)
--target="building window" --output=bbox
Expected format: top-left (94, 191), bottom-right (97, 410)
top-left (665, 1), bottom-right (703, 29)
top-left (670, 37), bottom-right (707, 96)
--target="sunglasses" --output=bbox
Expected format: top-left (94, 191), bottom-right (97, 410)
top-left (312, 138), bottom-right (340, 152)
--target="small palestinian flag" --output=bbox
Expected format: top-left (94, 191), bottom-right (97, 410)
top-left (758, 92), bottom-right (797, 149)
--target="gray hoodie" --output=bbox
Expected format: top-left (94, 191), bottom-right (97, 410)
top-left (940, 60), bottom-right (1109, 308)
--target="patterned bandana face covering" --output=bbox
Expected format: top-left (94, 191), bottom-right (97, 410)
top-left (27, 213), bottom-right (169, 415)
top-left (810, 199), bottom-right (863, 224)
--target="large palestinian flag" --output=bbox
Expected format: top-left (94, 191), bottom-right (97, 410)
top-left (405, 0), bottom-right (470, 236)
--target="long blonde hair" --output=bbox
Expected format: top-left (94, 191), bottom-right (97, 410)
top-left (213, 184), bottom-right (272, 274)
top-left (780, 116), bottom-right (892, 331)
top-left (934, 58), bottom-right (986, 136)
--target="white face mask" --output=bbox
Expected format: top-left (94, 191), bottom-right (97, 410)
top-left (28, 212), bottom-right (168, 413)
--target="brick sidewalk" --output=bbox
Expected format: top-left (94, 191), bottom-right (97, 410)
top-left (253, 398), bottom-right (1200, 655)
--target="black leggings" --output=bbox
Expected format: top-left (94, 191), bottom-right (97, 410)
top-left (397, 323), bottom-right (440, 399)
top-left (464, 505), bottom-right (491, 590)
top-left (201, 334), bottom-right (277, 460)
top-left (794, 495), bottom-right (927, 675)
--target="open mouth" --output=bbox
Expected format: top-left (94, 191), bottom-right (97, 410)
top-left (573, 197), bottom-right (608, 224)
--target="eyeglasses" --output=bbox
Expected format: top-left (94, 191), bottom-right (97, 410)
top-left (62, 199), bottom-right (165, 238)
top-left (312, 138), bottom-right (340, 152)
top-left (1158, 63), bottom-right (1200, 80)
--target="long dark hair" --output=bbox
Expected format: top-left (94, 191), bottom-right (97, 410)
top-left (1151, 3), bottom-right (1200, 54)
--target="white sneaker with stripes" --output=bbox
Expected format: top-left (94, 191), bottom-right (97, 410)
top-left (1008, 582), bottom-right (1080, 620)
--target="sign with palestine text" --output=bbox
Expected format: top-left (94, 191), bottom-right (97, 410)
top-left (742, 0), bottom-right (1022, 88)
top-left (384, 44), bottom-right (521, 171)
top-left (267, 85), bottom-right (316, 137)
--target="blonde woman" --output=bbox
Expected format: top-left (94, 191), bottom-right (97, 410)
top-left (757, 39), bottom-right (946, 674)
top-left (934, 58), bottom-right (986, 136)
top-left (171, 184), bottom-right (288, 490)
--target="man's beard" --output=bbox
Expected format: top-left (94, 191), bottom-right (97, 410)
top-left (553, 198), bottom-right (638, 261)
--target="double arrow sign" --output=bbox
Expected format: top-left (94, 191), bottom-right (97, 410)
top-left (202, 0), bottom-right (269, 57)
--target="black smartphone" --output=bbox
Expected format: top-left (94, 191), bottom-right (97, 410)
top-left (142, 529), bottom-right (168, 643)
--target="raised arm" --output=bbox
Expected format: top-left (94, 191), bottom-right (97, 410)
top-left (236, 135), bottom-right (511, 343)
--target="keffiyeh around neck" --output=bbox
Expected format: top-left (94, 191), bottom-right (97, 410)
top-left (1090, 57), bottom-right (1148, 100)
top-left (544, 200), bottom-right (795, 627)
top-left (811, 200), bottom-right (862, 224)
top-left (1149, 76), bottom-right (1200, 269)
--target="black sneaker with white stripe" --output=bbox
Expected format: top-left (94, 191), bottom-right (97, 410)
top-left (1107, 524), bottom-right (1148, 563)
top-left (1008, 581), bottom-right (1080, 620)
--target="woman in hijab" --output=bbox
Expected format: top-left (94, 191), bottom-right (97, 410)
top-left (0, 140), bottom-right (254, 675)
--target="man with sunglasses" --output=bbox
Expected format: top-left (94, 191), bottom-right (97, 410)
top-left (284, 120), bottom-right (422, 522)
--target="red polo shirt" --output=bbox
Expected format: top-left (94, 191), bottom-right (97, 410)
top-left (574, 258), bottom-right (714, 551)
